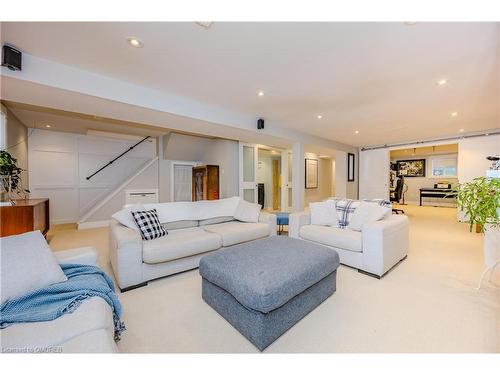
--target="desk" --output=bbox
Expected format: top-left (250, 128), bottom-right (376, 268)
top-left (419, 188), bottom-right (456, 206)
top-left (0, 199), bottom-right (50, 237)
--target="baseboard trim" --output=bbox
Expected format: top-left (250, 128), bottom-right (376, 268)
top-left (120, 282), bottom-right (148, 293)
top-left (77, 220), bottom-right (110, 230)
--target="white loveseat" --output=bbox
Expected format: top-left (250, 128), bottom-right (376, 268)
top-left (289, 201), bottom-right (409, 278)
top-left (109, 197), bottom-right (277, 291)
top-left (0, 245), bottom-right (118, 353)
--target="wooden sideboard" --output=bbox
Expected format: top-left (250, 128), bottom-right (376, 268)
top-left (0, 199), bottom-right (50, 237)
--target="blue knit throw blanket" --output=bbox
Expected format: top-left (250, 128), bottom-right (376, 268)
top-left (0, 264), bottom-right (126, 341)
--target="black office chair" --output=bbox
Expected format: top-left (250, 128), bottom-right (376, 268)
top-left (390, 176), bottom-right (405, 214)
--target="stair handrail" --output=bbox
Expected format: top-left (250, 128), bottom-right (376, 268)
top-left (86, 136), bottom-right (150, 180)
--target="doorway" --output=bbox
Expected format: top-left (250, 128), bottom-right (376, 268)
top-left (257, 148), bottom-right (282, 211)
top-left (239, 142), bottom-right (291, 211)
top-left (390, 144), bottom-right (458, 207)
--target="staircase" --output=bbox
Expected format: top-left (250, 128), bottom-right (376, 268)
top-left (78, 156), bottom-right (159, 228)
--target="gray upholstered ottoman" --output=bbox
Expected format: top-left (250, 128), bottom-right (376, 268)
top-left (199, 236), bottom-right (340, 351)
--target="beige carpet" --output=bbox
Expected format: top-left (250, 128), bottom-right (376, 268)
top-left (47, 205), bottom-right (499, 353)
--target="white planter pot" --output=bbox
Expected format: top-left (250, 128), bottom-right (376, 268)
top-left (483, 224), bottom-right (500, 268)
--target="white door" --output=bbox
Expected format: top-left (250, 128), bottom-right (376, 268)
top-left (172, 163), bottom-right (193, 201)
top-left (239, 142), bottom-right (258, 203)
top-left (359, 148), bottom-right (390, 200)
top-left (281, 150), bottom-right (293, 211)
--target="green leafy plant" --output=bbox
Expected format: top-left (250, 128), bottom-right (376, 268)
top-left (0, 150), bottom-right (24, 193)
top-left (452, 177), bottom-right (500, 232)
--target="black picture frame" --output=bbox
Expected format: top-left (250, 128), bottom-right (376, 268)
top-left (347, 153), bottom-right (355, 182)
top-left (396, 159), bottom-right (426, 178)
top-left (305, 158), bottom-right (319, 189)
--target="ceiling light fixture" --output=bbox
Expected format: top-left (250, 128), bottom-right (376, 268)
top-left (257, 91), bottom-right (264, 97)
top-left (317, 115), bottom-right (323, 119)
top-left (355, 130), bottom-right (359, 134)
top-left (459, 128), bottom-right (465, 133)
top-left (437, 79), bottom-right (448, 86)
top-left (126, 37), bottom-right (144, 48)
top-left (404, 22), bottom-right (419, 26)
top-left (45, 124), bottom-right (51, 128)
top-left (195, 22), bottom-right (214, 30)
top-left (451, 112), bottom-right (458, 117)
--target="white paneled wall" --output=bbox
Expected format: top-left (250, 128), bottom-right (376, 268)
top-left (458, 134), bottom-right (500, 183)
top-left (28, 129), bottom-right (157, 224)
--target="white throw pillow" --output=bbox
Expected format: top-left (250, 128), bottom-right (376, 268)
top-left (233, 199), bottom-right (261, 223)
top-left (111, 204), bottom-right (144, 231)
top-left (0, 231), bottom-right (67, 304)
top-left (310, 201), bottom-right (338, 226)
top-left (348, 202), bottom-right (391, 231)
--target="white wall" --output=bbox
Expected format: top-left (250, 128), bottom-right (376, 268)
top-left (28, 129), bottom-right (157, 224)
top-left (161, 133), bottom-right (239, 201)
top-left (3, 106), bottom-right (29, 188)
top-left (303, 153), bottom-right (333, 207)
top-left (335, 150), bottom-right (359, 199)
top-left (85, 160), bottom-right (159, 222)
top-left (203, 139), bottom-right (239, 199)
top-left (458, 135), bottom-right (500, 183)
top-left (335, 150), bottom-right (347, 198)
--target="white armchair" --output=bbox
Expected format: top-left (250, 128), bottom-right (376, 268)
top-left (289, 211), bottom-right (408, 278)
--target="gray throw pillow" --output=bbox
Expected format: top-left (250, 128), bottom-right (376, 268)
top-left (1, 231), bottom-right (67, 304)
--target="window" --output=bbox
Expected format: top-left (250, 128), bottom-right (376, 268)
top-left (0, 110), bottom-right (6, 150)
top-left (430, 157), bottom-right (457, 178)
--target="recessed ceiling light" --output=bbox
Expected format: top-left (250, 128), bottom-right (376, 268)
top-left (451, 112), bottom-right (458, 117)
top-left (195, 22), bottom-right (214, 30)
top-left (355, 130), bottom-right (359, 134)
top-left (45, 124), bottom-right (51, 128)
top-left (257, 91), bottom-right (264, 97)
top-left (437, 79), bottom-right (448, 86)
top-left (317, 115), bottom-right (323, 120)
top-left (459, 128), bottom-right (465, 133)
top-left (127, 37), bottom-right (143, 48)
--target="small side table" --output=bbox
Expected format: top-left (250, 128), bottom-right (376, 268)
top-left (276, 212), bottom-right (289, 235)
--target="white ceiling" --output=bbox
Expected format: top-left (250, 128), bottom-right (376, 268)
top-left (2, 22), bottom-right (499, 147)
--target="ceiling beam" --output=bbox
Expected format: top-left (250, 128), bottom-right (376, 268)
top-left (1, 53), bottom-right (357, 153)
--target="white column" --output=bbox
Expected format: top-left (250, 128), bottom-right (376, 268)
top-left (335, 150), bottom-right (347, 198)
top-left (158, 134), bottom-right (170, 202)
top-left (292, 142), bottom-right (305, 212)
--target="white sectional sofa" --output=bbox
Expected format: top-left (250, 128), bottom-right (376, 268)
top-left (0, 246), bottom-right (118, 353)
top-left (289, 200), bottom-right (409, 278)
top-left (109, 197), bottom-right (277, 291)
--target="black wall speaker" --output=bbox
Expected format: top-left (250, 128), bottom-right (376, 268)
top-left (2, 45), bottom-right (22, 71)
top-left (257, 118), bottom-right (265, 130)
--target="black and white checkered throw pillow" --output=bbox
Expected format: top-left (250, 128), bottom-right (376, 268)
top-left (131, 209), bottom-right (167, 240)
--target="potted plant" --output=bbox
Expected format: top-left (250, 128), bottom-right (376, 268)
top-left (454, 176), bottom-right (500, 286)
top-left (454, 177), bottom-right (500, 232)
top-left (0, 150), bottom-right (28, 204)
